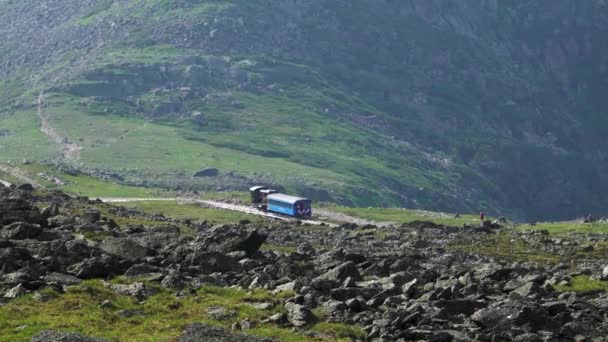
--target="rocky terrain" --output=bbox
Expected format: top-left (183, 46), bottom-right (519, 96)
top-left (1, 182), bottom-right (608, 341)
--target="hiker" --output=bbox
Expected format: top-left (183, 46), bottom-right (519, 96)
top-left (480, 211), bottom-right (485, 221)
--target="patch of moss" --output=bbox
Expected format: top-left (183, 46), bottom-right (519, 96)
top-left (555, 275), bottom-right (608, 293)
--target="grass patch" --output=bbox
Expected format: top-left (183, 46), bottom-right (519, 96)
top-left (449, 232), bottom-right (561, 264)
top-left (312, 322), bottom-right (367, 341)
top-left (16, 163), bottom-right (164, 198)
top-left (555, 275), bottom-right (608, 293)
top-left (328, 205), bottom-right (479, 226)
top-left (518, 221), bottom-right (608, 235)
top-left (0, 280), bottom-right (344, 342)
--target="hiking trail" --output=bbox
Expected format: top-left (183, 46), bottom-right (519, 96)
top-left (37, 92), bottom-right (82, 160)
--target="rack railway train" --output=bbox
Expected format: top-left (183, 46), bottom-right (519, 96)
top-left (249, 186), bottom-right (312, 218)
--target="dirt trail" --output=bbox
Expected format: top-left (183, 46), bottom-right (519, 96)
top-left (314, 207), bottom-right (395, 227)
top-left (37, 92), bottom-right (82, 160)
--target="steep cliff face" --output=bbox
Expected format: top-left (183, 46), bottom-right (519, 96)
top-left (0, 0), bottom-right (607, 220)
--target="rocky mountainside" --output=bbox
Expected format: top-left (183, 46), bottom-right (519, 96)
top-left (1, 182), bottom-right (608, 341)
top-left (1, 0), bottom-right (608, 220)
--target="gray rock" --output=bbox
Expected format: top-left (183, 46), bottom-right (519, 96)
top-left (438, 299), bottom-right (485, 316)
top-left (31, 330), bottom-right (106, 342)
top-left (285, 302), bottom-right (315, 327)
top-left (513, 333), bottom-right (543, 342)
top-left (198, 225), bottom-right (267, 257)
top-left (107, 282), bottom-right (151, 300)
top-left (41, 203), bottom-right (60, 218)
top-left (402, 278), bottom-right (418, 296)
top-left (1, 222), bottom-right (42, 240)
top-left (601, 265), bottom-right (608, 280)
top-left (471, 308), bottom-right (509, 329)
top-left (161, 270), bottom-right (188, 290)
top-left (512, 282), bottom-right (546, 299)
top-left (4, 283), bottom-right (27, 298)
top-left (313, 261), bottom-right (362, 284)
top-left (192, 168), bottom-right (219, 177)
top-left (43, 273), bottom-right (82, 286)
top-left (117, 309), bottom-right (144, 318)
top-left (67, 258), bottom-right (110, 279)
top-left (178, 323), bottom-right (272, 342)
top-left (99, 238), bottom-right (150, 261)
top-left (81, 209), bottom-right (101, 224)
top-left (206, 306), bottom-right (237, 321)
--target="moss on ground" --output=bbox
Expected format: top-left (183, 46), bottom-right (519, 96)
top-left (517, 221), bottom-right (608, 235)
top-left (0, 280), bottom-right (360, 342)
top-left (327, 204), bottom-right (480, 226)
top-left (555, 275), bottom-right (608, 293)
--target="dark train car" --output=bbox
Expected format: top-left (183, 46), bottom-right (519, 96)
top-left (249, 186), bottom-right (278, 210)
top-left (267, 193), bottom-right (312, 218)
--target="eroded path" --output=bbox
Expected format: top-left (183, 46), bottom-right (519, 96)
top-left (37, 92), bottom-right (82, 160)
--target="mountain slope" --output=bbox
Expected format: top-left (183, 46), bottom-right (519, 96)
top-left (1, 0), bottom-right (607, 220)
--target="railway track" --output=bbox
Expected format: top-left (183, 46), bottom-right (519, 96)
top-left (197, 200), bottom-right (337, 227)
top-left (100, 197), bottom-right (337, 227)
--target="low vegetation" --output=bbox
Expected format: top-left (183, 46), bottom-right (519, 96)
top-left (555, 275), bottom-right (608, 293)
top-left (0, 280), bottom-right (361, 342)
top-left (326, 204), bottom-right (480, 226)
top-left (517, 221), bottom-right (608, 235)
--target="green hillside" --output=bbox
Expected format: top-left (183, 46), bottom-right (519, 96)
top-left (1, 0), bottom-right (608, 220)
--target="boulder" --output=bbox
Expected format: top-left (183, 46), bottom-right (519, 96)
top-left (471, 308), bottom-right (509, 329)
top-left (178, 323), bottom-right (272, 342)
top-left (0, 198), bottom-right (43, 225)
top-left (124, 264), bottom-right (165, 280)
top-left (99, 238), bottom-right (150, 261)
top-left (313, 261), bottom-right (362, 284)
top-left (43, 273), bottom-right (82, 286)
top-left (192, 168), bottom-right (219, 177)
top-left (284, 302), bottom-right (315, 327)
top-left (185, 251), bottom-right (242, 273)
top-left (108, 282), bottom-right (146, 298)
top-left (3, 283), bottom-right (27, 298)
top-left (17, 184), bottom-right (34, 192)
top-left (0, 222), bottom-right (42, 240)
top-left (601, 265), bottom-right (608, 280)
top-left (41, 203), bottom-right (60, 218)
top-left (67, 256), bottom-right (119, 279)
top-left (206, 306), bottom-right (237, 321)
top-left (31, 330), bottom-right (106, 342)
top-left (511, 282), bottom-right (546, 299)
top-left (81, 209), bottom-right (101, 224)
top-left (198, 225), bottom-right (267, 257)
top-left (437, 300), bottom-right (485, 316)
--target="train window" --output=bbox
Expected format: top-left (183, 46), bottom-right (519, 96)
top-left (269, 199), bottom-right (291, 208)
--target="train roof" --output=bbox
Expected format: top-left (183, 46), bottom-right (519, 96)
top-left (249, 185), bottom-right (268, 192)
top-left (267, 193), bottom-right (310, 204)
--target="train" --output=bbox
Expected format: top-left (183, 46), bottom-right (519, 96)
top-left (249, 186), bottom-right (312, 218)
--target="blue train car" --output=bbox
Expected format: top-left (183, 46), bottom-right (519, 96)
top-left (267, 193), bottom-right (312, 218)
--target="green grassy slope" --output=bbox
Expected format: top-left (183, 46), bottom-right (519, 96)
top-left (1, 0), bottom-right (608, 220)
